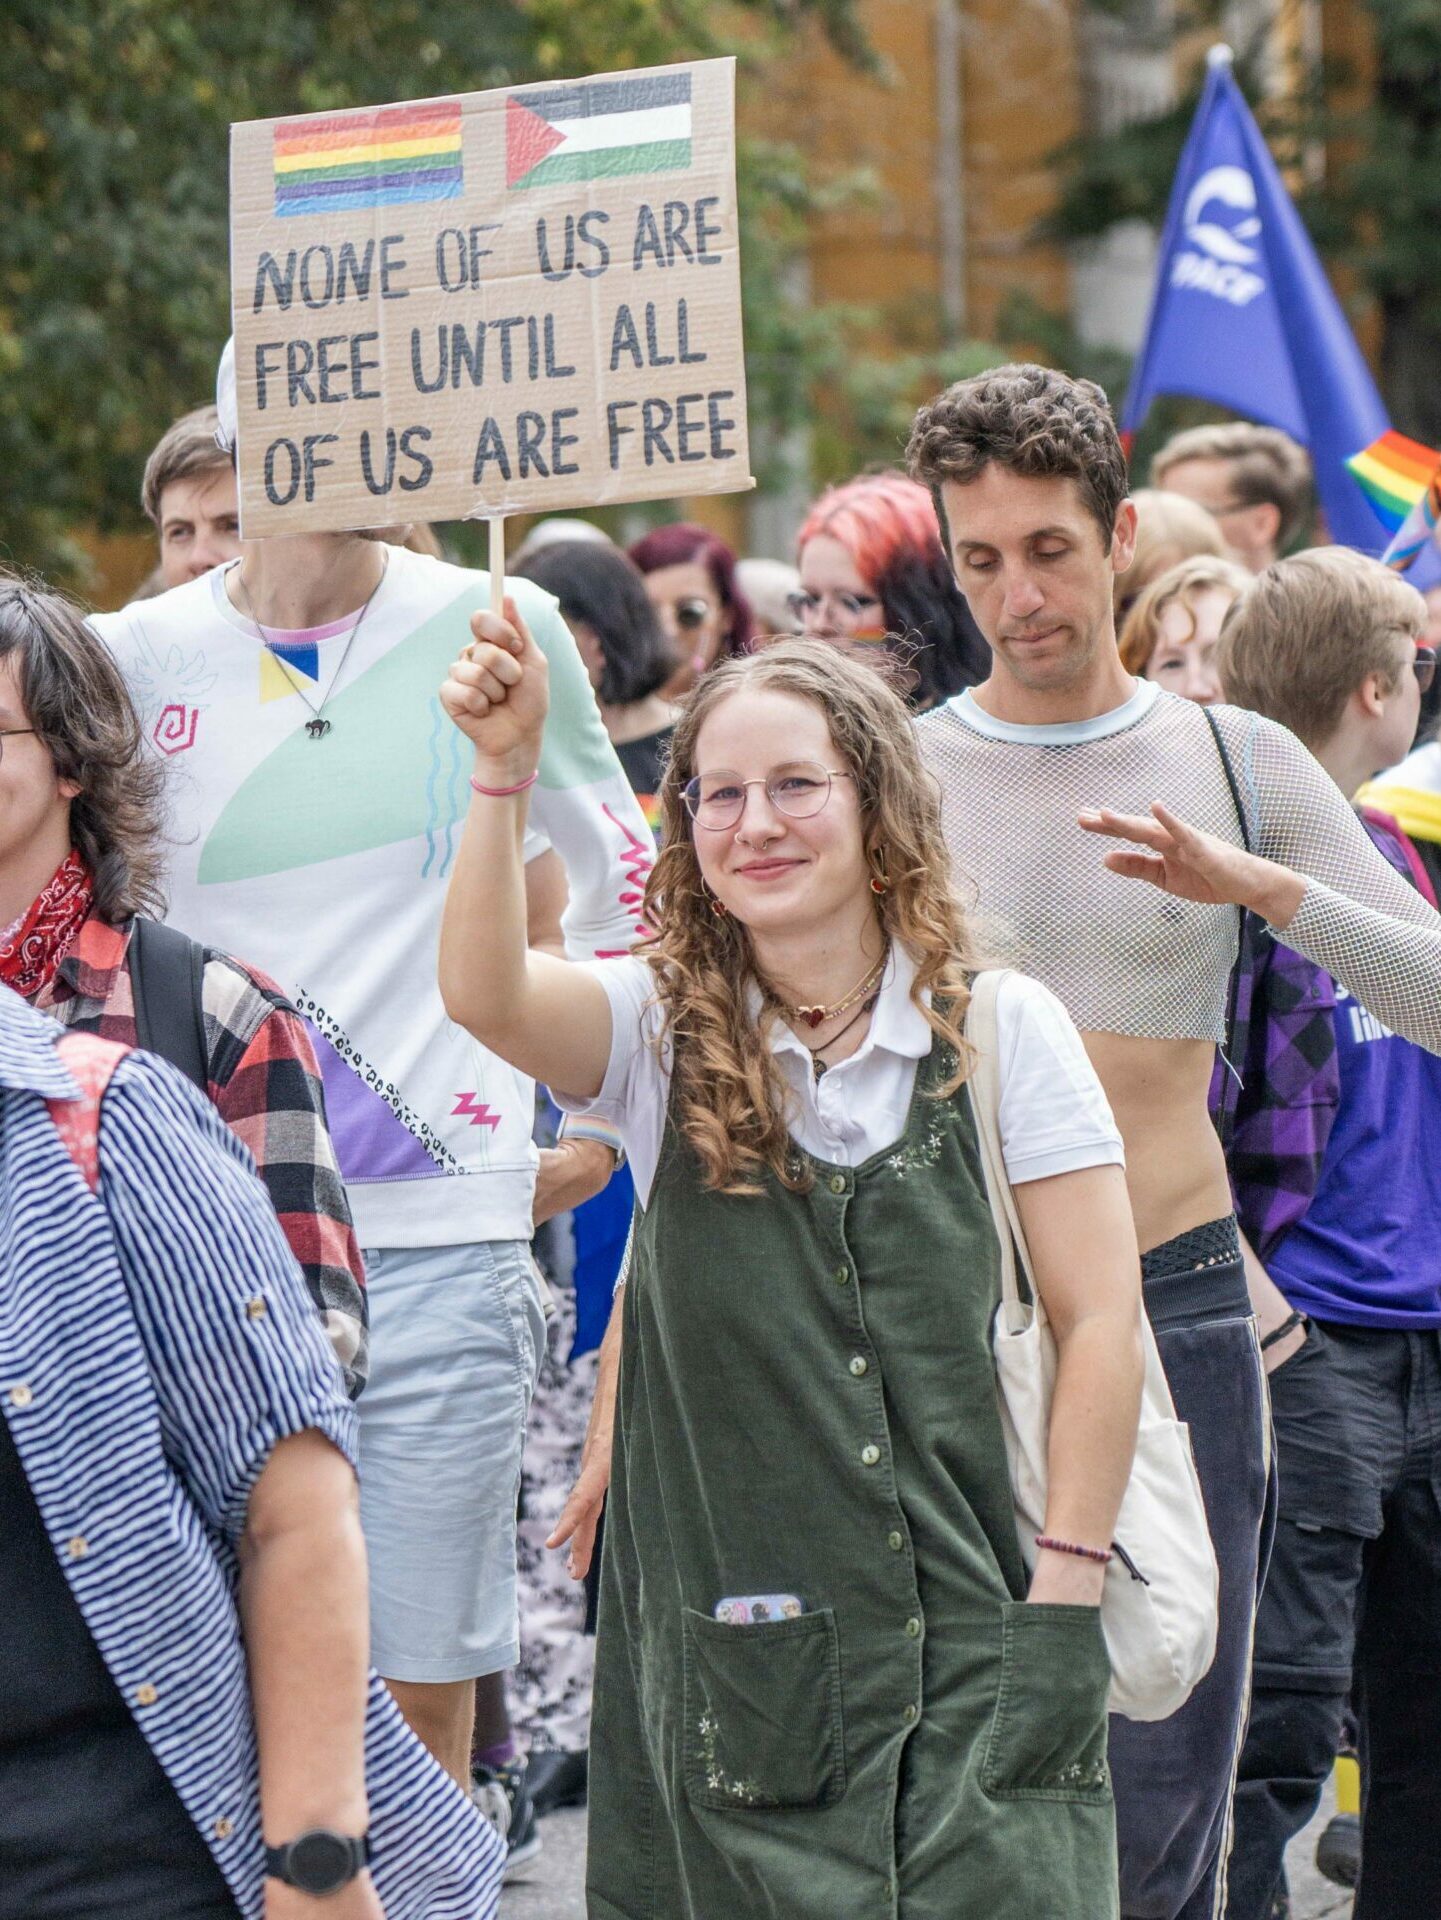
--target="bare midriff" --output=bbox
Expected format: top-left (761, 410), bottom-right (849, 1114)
top-left (1079, 1031), bottom-right (1233, 1257)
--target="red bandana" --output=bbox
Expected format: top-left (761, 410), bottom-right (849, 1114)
top-left (0, 851), bottom-right (94, 999)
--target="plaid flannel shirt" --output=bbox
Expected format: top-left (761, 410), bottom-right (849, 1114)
top-left (36, 912), bottom-right (367, 1396)
top-left (1216, 813), bottom-right (1422, 1264)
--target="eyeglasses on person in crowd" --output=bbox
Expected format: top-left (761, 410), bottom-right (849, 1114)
top-left (786, 587), bottom-right (882, 626)
top-left (682, 761), bottom-right (856, 832)
top-left (668, 596), bottom-right (714, 632)
top-left (0, 727), bottom-right (37, 761)
top-left (1414, 646), bottom-right (1437, 694)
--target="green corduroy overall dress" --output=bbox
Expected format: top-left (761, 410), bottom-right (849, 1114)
top-left (587, 1040), bottom-right (1120, 1920)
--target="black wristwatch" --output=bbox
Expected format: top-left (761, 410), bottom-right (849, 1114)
top-left (264, 1829), bottom-right (371, 1895)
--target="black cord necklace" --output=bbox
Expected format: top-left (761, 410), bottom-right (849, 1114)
top-left (230, 553), bottom-right (388, 740)
top-left (806, 990), bottom-right (881, 1080)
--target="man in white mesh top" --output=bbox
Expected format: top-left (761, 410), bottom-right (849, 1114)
top-left (906, 364), bottom-right (1441, 1920)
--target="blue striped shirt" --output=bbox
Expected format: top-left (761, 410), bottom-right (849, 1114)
top-left (0, 988), bottom-right (502, 1918)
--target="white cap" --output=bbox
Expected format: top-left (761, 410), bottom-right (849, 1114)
top-left (215, 338), bottom-right (238, 452)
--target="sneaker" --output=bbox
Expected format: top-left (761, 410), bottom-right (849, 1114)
top-left (471, 1757), bottom-right (543, 1880)
top-left (1314, 1811), bottom-right (1361, 1890)
top-left (524, 1744), bottom-right (589, 1817)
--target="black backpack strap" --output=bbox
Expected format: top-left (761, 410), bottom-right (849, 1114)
top-left (1201, 707), bottom-right (1253, 1151)
top-left (128, 916), bottom-right (209, 1092)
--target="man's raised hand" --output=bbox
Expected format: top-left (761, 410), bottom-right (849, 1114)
top-left (439, 597), bottom-right (550, 779)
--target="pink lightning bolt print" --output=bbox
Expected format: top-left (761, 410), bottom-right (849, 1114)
top-left (452, 1093), bottom-right (502, 1131)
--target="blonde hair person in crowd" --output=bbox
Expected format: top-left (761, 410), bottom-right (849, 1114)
top-left (903, 364), bottom-right (1441, 1920)
top-left (437, 623), bottom-right (1144, 1919)
top-left (1150, 423), bottom-right (1313, 575)
top-left (1115, 489), bottom-right (1226, 626)
top-left (1119, 555), bottom-right (1254, 705)
top-left (735, 556), bottom-right (802, 643)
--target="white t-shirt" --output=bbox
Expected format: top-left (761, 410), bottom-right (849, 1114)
top-left (555, 945), bottom-right (1124, 1209)
top-left (93, 549), bottom-right (654, 1249)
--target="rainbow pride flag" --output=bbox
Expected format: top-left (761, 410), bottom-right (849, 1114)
top-left (1345, 430), bottom-right (1439, 536)
top-left (273, 100), bottom-right (463, 218)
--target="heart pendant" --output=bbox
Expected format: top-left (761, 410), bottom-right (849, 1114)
top-left (802, 1007), bottom-right (826, 1029)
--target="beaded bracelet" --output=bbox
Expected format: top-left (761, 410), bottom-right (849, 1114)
top-left (469, 771), bottom-right (539, 798)
top-left (1035, 1535), bottom-right (1113, 1565)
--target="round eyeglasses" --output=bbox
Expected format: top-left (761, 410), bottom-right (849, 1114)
top-left (669, 596), bottom-right (714, 632)
top-left (682, 761), bottom-right (855, 832)
top-left (785, 588), bottom-right (882, 627)
top-left (1414, 646), bottom-right (1436, 694)
top-left (0, 727), bottom-right (37, 763)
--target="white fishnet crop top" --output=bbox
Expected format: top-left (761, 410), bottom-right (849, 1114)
top-left (917, 680), bottom-right (1441, 1051)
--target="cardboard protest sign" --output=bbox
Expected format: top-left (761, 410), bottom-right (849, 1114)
top-left (229, 58), bottom-right (753, 537)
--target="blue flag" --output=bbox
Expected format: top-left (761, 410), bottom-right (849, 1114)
top-left (1122, 48), bottom-right (1389, 552)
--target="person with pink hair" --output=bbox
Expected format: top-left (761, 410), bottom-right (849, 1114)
top-left (794, 472), bottom-right (989, 709)
top-left (628, 524), bottom-right (754, 699)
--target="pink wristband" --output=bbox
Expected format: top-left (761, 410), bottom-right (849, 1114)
top-left (469, 771), bottom-right (539, 798)
top-left (1034, 1535), bottom-right (1113, 1566)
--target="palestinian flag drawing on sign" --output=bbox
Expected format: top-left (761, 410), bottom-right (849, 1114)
top-left (507, 72), bottom-right (692, 190)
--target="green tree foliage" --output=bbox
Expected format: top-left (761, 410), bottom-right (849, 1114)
top-left (0, 0), bottom-right (865, 578)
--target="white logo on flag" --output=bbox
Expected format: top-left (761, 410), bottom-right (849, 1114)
top-left (1170, 166), bottom-right (1266, 307)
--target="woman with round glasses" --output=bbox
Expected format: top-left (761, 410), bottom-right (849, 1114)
top-left (793, 472), bottom-right (989, 709)
top-left (628, 524), bottom-right (754, 700)
top-left (438, 625), bottom-right (1145, 1918)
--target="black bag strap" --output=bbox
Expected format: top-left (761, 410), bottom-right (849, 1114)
top-left (128, 916), bottom-right (209, 1091)
top-left (1201, 707), bottom-right (1252, 1151)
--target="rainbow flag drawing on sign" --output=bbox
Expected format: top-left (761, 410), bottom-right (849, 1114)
top-left (273, 100), bottom-right (463, 217)
top-left (506, 72), bottom-right (692, 191)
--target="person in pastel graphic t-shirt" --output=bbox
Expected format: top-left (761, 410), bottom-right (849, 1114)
top-left (1217, 548), bottom-right (1441, 1920)
top-left (91, 350), bottom-right (655, 1854)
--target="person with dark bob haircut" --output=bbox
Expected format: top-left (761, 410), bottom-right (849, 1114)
top-left (794, 471), bottom-right (989, 709)
top-left (515, 541), bottom-right (677, 812)
top-left (0, 576), bottom-right (366, 1394)
top-left (628, 523), bottom-right (753, 699)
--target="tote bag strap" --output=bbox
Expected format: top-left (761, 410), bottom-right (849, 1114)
top-left (965, 970), bottom-right (1038, 1335)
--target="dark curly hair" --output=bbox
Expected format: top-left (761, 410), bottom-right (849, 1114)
top-left (0, 579), bottom-right (167, 923)
top-left (906, 362), bottom-right (1129, 552)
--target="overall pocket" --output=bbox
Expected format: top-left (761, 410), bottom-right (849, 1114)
top-left (981, 1602), bottom-right (1112, 1803)
top-left (681, 1606), bottom-right (846, 1811)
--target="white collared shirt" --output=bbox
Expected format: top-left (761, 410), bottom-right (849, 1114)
top-left (555, 946), bottom-right (1123, 1209)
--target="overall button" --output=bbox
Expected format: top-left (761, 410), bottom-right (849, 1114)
top-left (902, 1703), bottom-right (918, 1724)
top-left (833, 1266), bottom-right (850, 1285)
top-left (849, 1356), bottom-right (868, 1377)
top-left (860, 1444), bottom-right (881, 1466)
top-left (887, 1530), bottom-right (905, 1552)
top-left (829, 1173), bottom-right (847, 1195)
top-left (905, 1617), bottom-right (922, 1639)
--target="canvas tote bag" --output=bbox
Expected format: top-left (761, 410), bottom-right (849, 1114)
top-left (965, 969), bottom-right (1219, 1722)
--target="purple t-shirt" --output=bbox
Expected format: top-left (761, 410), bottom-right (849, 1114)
top-left (1268, 823), bottom-right (1441, 1328)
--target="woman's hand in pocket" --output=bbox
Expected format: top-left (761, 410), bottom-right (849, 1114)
top-left (1027, 1548), bottom-right (1107, 1607)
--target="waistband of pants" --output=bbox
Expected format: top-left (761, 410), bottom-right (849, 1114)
top-left (1141, 1215), bottom-right (1250, 1331)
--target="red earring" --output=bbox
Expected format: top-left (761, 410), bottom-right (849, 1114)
top-left (869, 849), bottom-right (890, 895)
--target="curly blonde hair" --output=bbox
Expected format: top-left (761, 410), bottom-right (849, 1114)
top-left (640, 638), bottom-right (981, 1195)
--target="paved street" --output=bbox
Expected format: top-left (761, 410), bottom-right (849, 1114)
top-left (499, 1783), bottom-right (1353, 1918)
